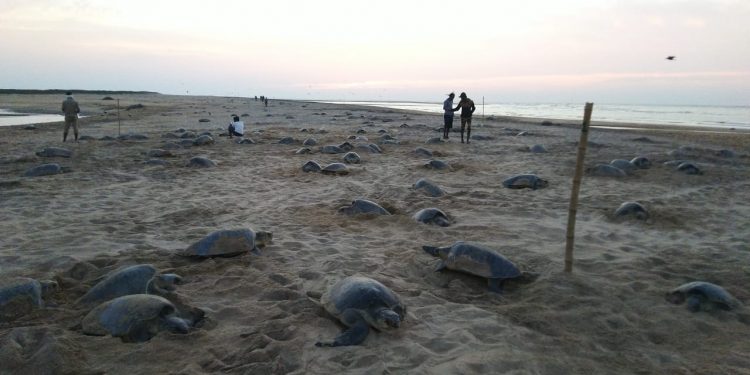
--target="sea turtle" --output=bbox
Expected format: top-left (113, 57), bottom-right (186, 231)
top-left (338, 199), bottom-right (390, 216)
top-left (0, 278), bottom-right (58, 321)
top-left (162, 132), bottom-right (180, 139)
top-left (414, 148), bottom-right (433, 158)
top-left (320, 145), bottom-right (345, 154)
top-left (316, 276), bottom-right (406, 347)
top-left (676, 162), bottom-right (702, 175)
top-left (278, 137), bottom-right (296, 144)
top-left (302, 160), bottom-right (322, 172)
top-left (342, 152), bottom-right (361, 164)
top-left (338, 142), bottom-right (354, 151)
top-left (666, 281), bottom-right (742, 312)
top-left (24, 163), bottom-right (63, 177)
top-left (192, 135), bottom-right (214, 146)
top-left (614, 201), bottom-right (649, 220)
top-left (295, 147), bottom-right (311, 154)
top-left (180, 131), bottom-right (197, 139)
top-left (77, 264), bottom-right (182, 305)
top-left (187, 156), bottom-right (216, 168)
top-left (380, 134), bottom-right (395, 141)
top-left (716, 149), bottom-right (735, 158)
top-left (610, 159), bottom-right (637, 174)
top-left (177, 228), bottom-right (273, 258)
top-left (589, 164), bottom-right (626, 177)
top-left (147, 149), bottom-right (173, 158)
top-left (422, 241), bottom-right (528, 293)
top-left (322, 163), bottom-right (349, 175)
top-left (630, 156), bottom-right (652, 169)
top-left (529, 144), bottom-right (547, 153)
top-left (502, 174), bottom-right (548, 190)
top-left (413, 178), bottom-right (445, 197)
top-left (35, 147), bottom-right (72, 158)
top-left (424, 160), bottom-right (449, 170)
top-left (303, 138), bottom-right (317, 146)
top-left (367, 144), bottom-right (383, 153)
top-left (426, 137), bottom-right (443, 144)
top-left (413, 208), bottom-right (450, 227)
top-left (118, 133), bottom-right (149, 141)
top-left (81, 294), bottom-right (195, 342)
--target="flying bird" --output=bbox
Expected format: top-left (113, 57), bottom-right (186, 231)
top-left (666, 56), bottom-right (676, 60)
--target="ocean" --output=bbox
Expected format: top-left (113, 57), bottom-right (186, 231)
top-left (324, 101), bottom-right (750, 130)
top-left (0, 109), bottom-right (65, 127)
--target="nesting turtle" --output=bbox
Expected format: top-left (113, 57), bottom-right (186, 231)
top-left (666, 281), bottom-right (741, 312)
top-left (187, 156), bottom-right (216, 168)
top-left (610, 159), bottom-right (637, 174)
top-left (77, 264), bottom-right (182, 305)
top-left (81, 294), bottom-right (196, 342)
top-left (0, 278), bottom-right (58, 321)
top-left (342, 152), bottom-right (361, 164)
top-left (426, 137), bottom-right (444, 144)
top-left (338, 199), bottom-right (390, 216)
top-left (338, 142), bottom-right (354, 151)
top-left (320, 145), bottom-right (345, 154)
top-left (296, 147), bottom-right (312, 154)
top-left (24, 163), bottom-right (63, 177)
top-left (613, 201), bottom-right (649, 220)
top-left (278, 137), bottom-right (296, 144)
top-left (147, 149), bottom-right (173, 158)
top-left (424, 159), bottom-right (449, 170)
top-left (529, 144), bottom-right (547, 153)
top-left (422, 241), bottom-right (529, 293)
top-left (589, 164), bottom-right (626, 177)
top-left (676, 162), bottom-right (702, 175)
top-left (630, 156), bottom-right (652, 169)
top-left (502, 174), bottom-right (548, 190)
top-left (302, 160), bottom-right (322, 173)
top-left (303, 138), bottom-right (317, 146)
top-left (177, 228), bottom-right (272, 257)
top-left (414, 148), bottom-right (433, 158)
top-left (321, 163), bottom-right (349, 175)
top-left (192, 135), bottom-right (214, 146)
top-left (413, 208), bottom-right (450, 227)
top-left (35, 147), bottom-right (72, 158)
top-left (316, 276), bottom-right (406, 347)
top-left (413, 178), bottom-right (445, 197)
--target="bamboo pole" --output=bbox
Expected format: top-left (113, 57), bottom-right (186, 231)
top-left (564, 102), bottom-right (594, 273)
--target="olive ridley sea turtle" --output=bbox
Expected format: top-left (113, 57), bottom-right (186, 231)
top-left (77, 264), bottom-right (182, 305)
top-left (177, 228), bottom-right (272, 257)
top-left (614, 201), bottom-right (649, 220)
top-left (666, 281), bottom-right (741, 312)
top-left (0, 278), bottom-right (58, 321)
top-left (81, 294), bottom-right (197, 342)
top-left (316, 276), bottom-right (406, 347)
top-left (413, 208), bottom-right (450, 227)
top-left (502, 174), bottom-right (548, 190)
top-left (422, 241), bottom-right (530, 293)
top-left (338, 199), bottom-right (390, 216)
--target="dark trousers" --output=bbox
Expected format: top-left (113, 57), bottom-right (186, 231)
top-left (443, 114), bottom-right (453, 139)
top-left (460, 116), bottom-right (472, 143)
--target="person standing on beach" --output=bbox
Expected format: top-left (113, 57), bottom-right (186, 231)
top-left (453, 92), bottom-right (476, 143)
top-left (227, 115), bottom-right (244, 138)
top-left (61, 91), bottom-right (80, 142)
top-left (442, 93), bottom-right (456, 139)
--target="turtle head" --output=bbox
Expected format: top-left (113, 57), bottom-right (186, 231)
top-left (39, 280), bottom-right (59, 298)
top-left (665, 291), bottom-right (685, 305)
top-left (254, 231), bottom-right (273, 248)
top-left (337, 202), bottom-right (355, 215)
top-left (374, 308), bottom-right (402, 330)
top-left (422, 245), bottom-right (449, 259)
top-left (155, 273), bottom-right (183, 292)
top-left (535, 178), bottom-right (549, 189)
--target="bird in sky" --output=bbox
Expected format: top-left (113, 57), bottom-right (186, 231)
top-left (666, 56), bottom-right (676, 60)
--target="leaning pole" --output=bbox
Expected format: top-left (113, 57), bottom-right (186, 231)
top-left (564, 102), bottom-right (594, 273)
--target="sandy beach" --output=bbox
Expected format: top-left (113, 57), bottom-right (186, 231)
top-left (1, 93), bottom-right (749, 374)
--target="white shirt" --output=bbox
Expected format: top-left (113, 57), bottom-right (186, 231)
top-left (232, 120), bottom-right (244, 134)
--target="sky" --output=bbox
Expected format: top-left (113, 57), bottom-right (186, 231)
top-left (1, 0), bottom-right (748, 105)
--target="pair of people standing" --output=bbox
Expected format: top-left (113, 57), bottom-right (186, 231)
top-left (443, 92), bottom-right (476, 143)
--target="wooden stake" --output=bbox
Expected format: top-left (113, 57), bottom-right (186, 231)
top-left (117, 99), bottom-right (121, 136)
top-left (564, 102), bottom-right (594, 273)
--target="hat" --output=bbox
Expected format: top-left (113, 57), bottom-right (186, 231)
top-left (459, 92), bottom-right (467, 98)
top-left (447, 92), bottom-right (455, 97)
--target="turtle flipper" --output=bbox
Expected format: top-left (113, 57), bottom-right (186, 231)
top-left (315, 320), bottom-right (370, 347)
top-left (434, 261), bottom-right (447, 272)
top-left (487, 279), bottom-right (505, 294)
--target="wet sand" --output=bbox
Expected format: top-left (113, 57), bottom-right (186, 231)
top-left (1, 93), bottom-right (749, 374)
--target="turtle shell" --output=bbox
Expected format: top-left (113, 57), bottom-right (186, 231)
top-left (78, 264), bottom-right (157, 304)
top-left (178, 228), bottom-right (258, 257)
top-left (614, 202), bottom-right (649, 220)
top-left (187, 157), bottom-right (216, 168)
top-left (81, 294), bottom-right (182, 341)
top-left (676, 162), bottom-right (701, 175)
top-left (302, 160), bottom-right (322, 172)
top-left (321, 145), bottom-right (345, 154)
top-left (667, 281), bottom-right (741, 310)
top-left (24, 163), bottom-right (63, 177)
top-left (445, 242), bottom-right (521, 279)
top-left (322, 163), bottom-right (349, 175)
top-left (342, 152), bottom-right (361, 164)
top-left (610, 159), bottom-right (636, 174)
top-left (502, 174), bottom-right (548, 190)
top-left (630, 156), bottom-right (652, 169)
top-left (321, 276), bottom-right (405, 327)
top-left (413, 208), bottom-right (450, 226)
top-left (413, 178), bottom-right (445, 197)
top-left (0, 278), bottom-right (44, 320)
top-left (589, 164), bottom-right (626, 177)
top-left (339, 199), bottom-right (390, 216)
top-left (424, 160), bottom-right (449, 170)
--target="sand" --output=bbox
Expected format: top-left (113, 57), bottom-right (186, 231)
top-left (1, 93), bottom-right (749, 374)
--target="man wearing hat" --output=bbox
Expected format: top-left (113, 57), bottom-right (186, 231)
top-left (453, 92), bottom-right (476, 143)
top-left (61, 91), bottom-right (80, 142)
top-left (442, 92), bottom-right (456, 139)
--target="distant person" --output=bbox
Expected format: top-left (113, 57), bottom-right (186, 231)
top-left (61, 91), bottom-right (80, 142)
top-left (254, 96), bottom-right (258, 101)
top-left (442, 92), bottom-right (456, 139)
top-left (227, 115), bottom-right (244, 138)
top-left (453, 92), bottom-right (476, 143)
top-left (264, 97), bottom-right (268, 107)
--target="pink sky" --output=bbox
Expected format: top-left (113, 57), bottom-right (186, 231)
top-left (1, 0), bottom-right (748, 105)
